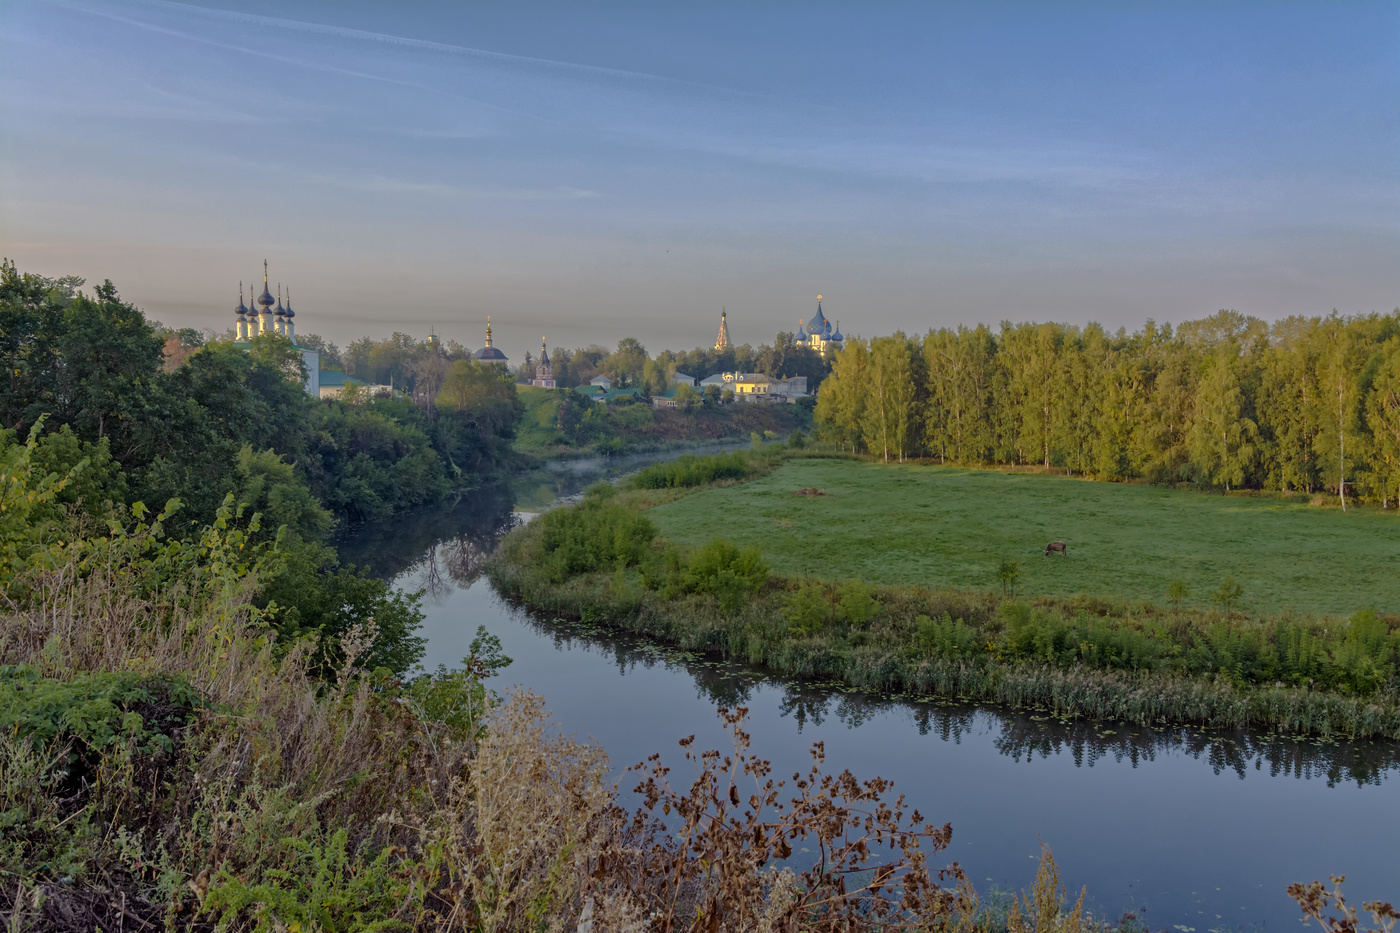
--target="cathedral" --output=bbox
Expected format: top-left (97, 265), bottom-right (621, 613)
top-left (235, 261), bottom-right (298, 342)
top-left (232, 261), bottom-right (320, 395)
top-left (795, 295), bottom-right (843, 354)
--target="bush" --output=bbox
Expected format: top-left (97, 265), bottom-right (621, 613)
top-left (682, 538), bottom-right (769, 615)
top-left (534, 497), bottom-right (657, 583)
top-left (784, 581), bottom-right (833, 636)
top-left (628, 452), bottom-right (752, 490)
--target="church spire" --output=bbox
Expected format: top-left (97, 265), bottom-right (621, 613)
top-left (714, 306), bottom-right (731, 351)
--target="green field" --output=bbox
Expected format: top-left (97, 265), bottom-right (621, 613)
top-left (645, 458), bottom-right (1400, 616)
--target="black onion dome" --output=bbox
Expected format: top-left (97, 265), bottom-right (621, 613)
top-left (236, 294), bottom-right (248, 317)
top-left (258, 283), bottom-right (275, 308)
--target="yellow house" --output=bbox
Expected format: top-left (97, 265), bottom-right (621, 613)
top-left (733, 374), bottom-right (771, 396)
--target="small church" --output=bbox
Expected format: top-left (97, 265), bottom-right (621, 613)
top-left (531, 339), bottom-right (555, 388)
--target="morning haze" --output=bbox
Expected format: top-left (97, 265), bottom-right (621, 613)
top-left (2, 1), bottom-right (1396, 355)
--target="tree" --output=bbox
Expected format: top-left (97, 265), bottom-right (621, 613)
top-left (1313, 317), bottom-right (1367, 511)
top-left (1367, 337), bottom-right (1400, 508)
top-left (863, 334), bottom-right (915, 462)
top-left (605, 338), bottom-right (648, 388)
top-left (1187, 350), bottom-right (1257, 492)
top-left (815, 338), bottom-right (869, 452)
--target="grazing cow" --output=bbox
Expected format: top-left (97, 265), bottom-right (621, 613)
top-left (1044, 541), bottom-right (1068, 557)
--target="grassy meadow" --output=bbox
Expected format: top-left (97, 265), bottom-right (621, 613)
top-left (645, 458), bottom-right (1400, 617)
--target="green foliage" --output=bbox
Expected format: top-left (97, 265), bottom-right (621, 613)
top-left (1214, 576), bottom-right (1244, 611)
top-left (533, 495), bottom-right (657, 583)
top-left (784, 581), bottom-right (833, 636)
top-left (787, 428), bottom-right (807, 449)
top-left (681, 538), bottom-right (769, 615)
top-left (834, 579), bottom-right (878, 626)
top-left (1167, 579), bottom-right (1187, 608)
top-left (404, 626), bottom-right (512, 741)
top-left (996, 557), bottom-right (1020, 597)
top-left (628, 452), bottom-right (753, 490)
top-left (814, 308), bottom-right (1400, 501)
top-left (916, 613), bottom-right (979, 657)
top-left (0, 732), bottom-right (96, 888)
top-left (0, 666), bottom-right (203, 777)
top-left (202, 828), bottom-right (410, 933)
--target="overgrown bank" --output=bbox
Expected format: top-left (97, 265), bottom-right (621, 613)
top-left (488, 451), bottom-right (1400, 739)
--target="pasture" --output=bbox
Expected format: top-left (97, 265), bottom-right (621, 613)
top-left (644, 458), bottom-right (1400, 616)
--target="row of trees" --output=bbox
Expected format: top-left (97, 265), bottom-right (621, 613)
top-left (816, 310), bottom-right (1400, 507)
top-left (529, 331), bottom-right (833, 394)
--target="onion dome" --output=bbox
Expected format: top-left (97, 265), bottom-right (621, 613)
top-left (235, 283), bottom-right (248, 318)
top-left (275, 285), bottom-right (286, 317)
top-left (284, 287), bottom-right (294, 318)
top-left (257, 259), bottom-right (275, 308)
top-left (805, 295), bottom-right (830, 337)
top-left (831, 320), bottom-right (843, 342)
top-left (796, 318), bottom-right (807, 339)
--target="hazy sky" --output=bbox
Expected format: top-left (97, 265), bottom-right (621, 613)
top-left (2, 1), bottom-right (1397, 356)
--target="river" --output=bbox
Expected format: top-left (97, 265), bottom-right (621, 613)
top-left (339, 450), bottom-right (1400, 931)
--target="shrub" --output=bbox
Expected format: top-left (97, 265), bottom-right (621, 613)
top-left (916, 613), bottom-right (979, 658)
top-left (834, 579), bottom-right (878, 627)
top-left (533, 498), bottom-right (657, 583)
top-left (784, 581), bottom-right (833, 636)
top-left (628, 452), bottom-right (752, 490)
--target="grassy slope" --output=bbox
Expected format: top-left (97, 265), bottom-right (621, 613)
top-left (646, 458), bottom-right (1400, 617)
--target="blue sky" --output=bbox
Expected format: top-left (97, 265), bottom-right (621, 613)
top-left (1, 1), bottom-right (1396, 355)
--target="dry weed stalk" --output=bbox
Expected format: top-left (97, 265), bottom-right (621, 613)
top-left (1006, 841), bottom-right (1088, 933)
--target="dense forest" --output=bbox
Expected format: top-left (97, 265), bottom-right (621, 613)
top-left (0, 260), bottom-right (523, 672)
top-left (817, 310), bottom-right (1400, 506)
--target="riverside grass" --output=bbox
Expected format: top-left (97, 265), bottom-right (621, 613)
top-left (488, 456), bottom-right (1400, 739)
top-left (645, 457), bottom-right (1400, 617)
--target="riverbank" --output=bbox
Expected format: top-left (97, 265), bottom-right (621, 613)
top-left (487, 452), bottom-right (1400, 739)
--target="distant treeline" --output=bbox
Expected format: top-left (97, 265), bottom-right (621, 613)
top-left (817, 310), bottom-right (1400, 505)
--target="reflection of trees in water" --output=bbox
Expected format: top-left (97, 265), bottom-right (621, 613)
top-left (992, 714), bottom-right (1395, 787)
top-left (507, 602), bottom-right (1400, 788)
top-left (336, 482), bottom-right (518, 589)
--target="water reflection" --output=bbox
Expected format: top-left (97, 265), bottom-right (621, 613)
top-left (504, 605), bottom-right (1400, 789)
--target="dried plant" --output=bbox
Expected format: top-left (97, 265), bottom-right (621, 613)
top-left (585, 704), bottom-right (977, 932)
top-left (1288, 876), bottom-right (1398, 933)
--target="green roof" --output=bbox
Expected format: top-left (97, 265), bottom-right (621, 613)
top-left (318, 370), bottom-right (364, 388)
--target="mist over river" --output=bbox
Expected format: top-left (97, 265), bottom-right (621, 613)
top-left (339, 450), bottom-right (1400, 930)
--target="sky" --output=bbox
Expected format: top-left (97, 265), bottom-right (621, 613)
top-left (1, 1), bottom-right (1397, 357)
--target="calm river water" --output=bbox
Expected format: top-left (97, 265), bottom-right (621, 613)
top-left (340, 450), bottom-right (1400, 931)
